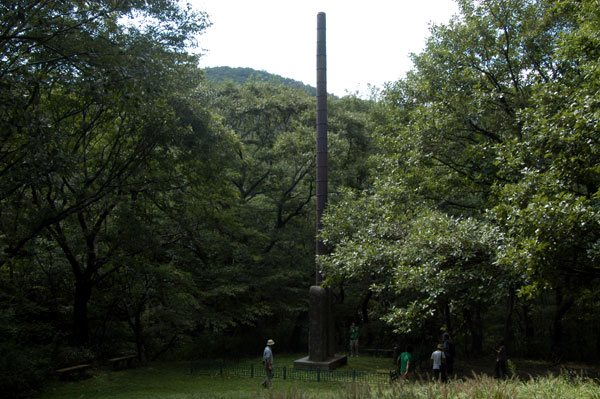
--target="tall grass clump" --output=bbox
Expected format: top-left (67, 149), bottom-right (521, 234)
top-left (357, 377), bottom-right (518, 399)
top-left (446, 373), bottom-right (518, 399)
top-left (519, 374), bottom-right (600, 399)
top-left (256, 374), bottom-right (600, 399)
top-left (335, 375), bottom-right (599, 399)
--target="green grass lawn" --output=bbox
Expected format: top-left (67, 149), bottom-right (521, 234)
top-left (37, 355), bottom-right (600, 399)
top-left (39, 355), bottom-right (357, 399)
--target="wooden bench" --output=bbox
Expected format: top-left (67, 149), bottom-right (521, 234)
top-left (108, 354), bottom-right (137, 370)
top-left (56, 364), bottom-right (91, 380)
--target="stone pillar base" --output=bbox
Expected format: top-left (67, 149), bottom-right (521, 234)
top-left (293, 355), bottom-right (347, 370)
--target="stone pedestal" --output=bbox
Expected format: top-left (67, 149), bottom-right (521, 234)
top-left (293, 286), bottom-right (347, 370)
top-left (293, 355), bottom-right (347, 370)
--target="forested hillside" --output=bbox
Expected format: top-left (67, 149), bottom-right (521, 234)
top-left (1, 0), bottom-right (599, 397)
top-left (204, 66), bottom-right (317, 96)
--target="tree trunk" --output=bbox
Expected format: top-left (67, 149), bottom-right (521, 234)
top-left (290, 311), bottom-right (308, 352)
top-left (361, 290), bottom-right (373, 345)
top-left (73, 276), bottom-right (92, 346)
top-left (551, 287), bottom-right (574, 360)
top-left (521, 300), bottom-right (535, 357)
top-left (503, 286), bottom-right (515, 347)
top-left (445, 303), bottom-right (452, 334)
top-left (134, 312), bottom-right (146, 362)
top-left (465, 304), bottom-right (483, 355)
top-left (475, 306), bottom-right (483, 354)
top-left (596, 321), bottom-right (600, 361)
top-left (361, 290), bottom-right (372, 324)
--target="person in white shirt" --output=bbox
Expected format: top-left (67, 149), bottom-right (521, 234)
top-left (430, 343), bottom-right (446, 382)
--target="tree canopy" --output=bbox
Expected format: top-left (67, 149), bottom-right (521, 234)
top-left (320, 0), bottom-right (600, 357)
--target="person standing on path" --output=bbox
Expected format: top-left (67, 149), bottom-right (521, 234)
top-left (349, 322), bottom-right (359, 357)
top-left (430, 343), bottom-right (446, 382)
top-left (495, 340), bottom-right (508, 379)
top-left (262, 339), bottom-right (275, 388)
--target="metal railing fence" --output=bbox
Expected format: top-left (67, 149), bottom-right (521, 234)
top-left (190, 361), bottom-right (394, 384)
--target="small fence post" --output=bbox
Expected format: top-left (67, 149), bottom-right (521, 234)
top-left (317, 368), bottom-right (321, 382)
top-left (219, 362), bottom-right (223, 377)
top-left (352, 369), bottom-right (356, 382)
top-left (283, 366), bottom-right (287, 380)
top-left (251, 364), bottom-right (254, 378)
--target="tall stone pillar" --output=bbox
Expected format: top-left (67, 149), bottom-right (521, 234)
top-left (315, 11), bottom-right (327, 286)
top-left (294, 12), bottom-right (347, 371)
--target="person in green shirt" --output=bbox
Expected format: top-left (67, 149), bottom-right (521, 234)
top-left (397, 345), bottom-right (414, 378)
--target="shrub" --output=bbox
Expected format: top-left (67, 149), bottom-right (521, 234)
top-left (0, 341), bottom-right (51, 399)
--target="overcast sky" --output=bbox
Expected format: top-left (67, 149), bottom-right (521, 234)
top-left (190, 0), bottom-right (459, 97)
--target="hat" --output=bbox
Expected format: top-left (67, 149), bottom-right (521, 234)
top-left (267, 339), bottom-right (275, 345)
top-left (437, 344), bottom-right (444, 349)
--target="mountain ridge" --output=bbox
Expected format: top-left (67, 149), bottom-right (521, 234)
top-left (203, 66), bottom-right (317, 96)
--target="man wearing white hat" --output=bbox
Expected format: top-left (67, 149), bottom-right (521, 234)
top-left (262, 339), bottom-right (275, 388)
top-left (430, 343), bottom-right (447, 382)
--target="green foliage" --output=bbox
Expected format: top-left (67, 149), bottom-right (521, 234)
top-left (490, 0), bottom-right (600, 293)
top-left (507, 359), bottom-right (517, 377)
top-left (186, 78), bottom-right (373, 354)
top-left (190, 80), bottom-right (316, 343)
top-left (0, 341), bottom-right (51, 399)
top-left (381, 211), bottom-right (501, 332)
top-left (320, 0), bottom-right (600, 357)
top-left (0, 0), bottom-right (210, 264)
top-left (1, 0), bottom-right (378, 374)
top-left (0, 0), bottom-right (238, 392)
top-left (0, 264), bottom-right (58, 398)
